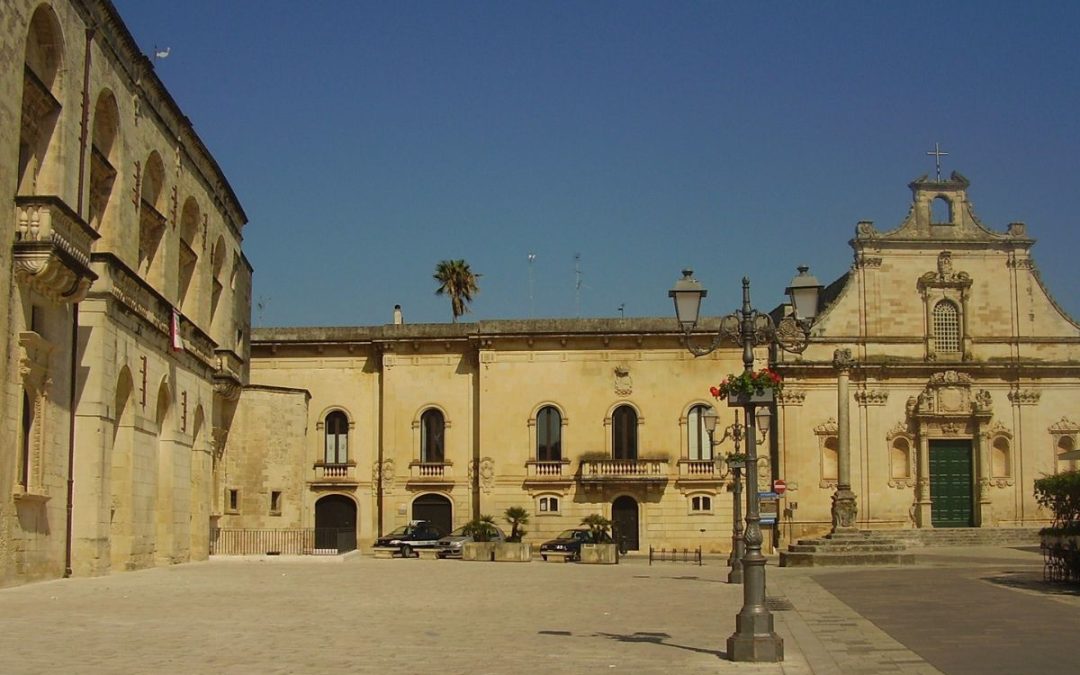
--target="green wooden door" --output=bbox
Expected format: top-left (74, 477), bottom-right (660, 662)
top-left (929, 440), bottom-right (974, 527)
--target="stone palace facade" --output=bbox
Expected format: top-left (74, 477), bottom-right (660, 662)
top-left (1, 0), bottom-right (251, 586)
top-left (225, 173), bottom-right (1078, 551)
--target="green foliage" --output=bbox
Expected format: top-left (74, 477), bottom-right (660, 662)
top-left (710, 369), bottom-right (783, 400)
top-left (1035, 471), bottom-right (1080, 534)
top-left (433, 259), bottom-right (481, 323)
top-left (580, 513), bottom-right (612, 543)
top-left (462, 514), bottom-right (498, 542)
top-left (504, 506), bottom-right (530, 542)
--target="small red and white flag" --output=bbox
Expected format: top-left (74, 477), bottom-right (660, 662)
top-left (170, 309), bottom-right (184, 352)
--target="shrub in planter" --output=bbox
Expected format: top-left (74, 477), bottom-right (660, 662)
top-left (461, 515), bottom-right (498, 561)
top-left (1035, 470), bottom-right (1080, 536)
top-left (579, 513), bottom-right (617, 565)
top-left (494, 506), bottom-right (532, 562)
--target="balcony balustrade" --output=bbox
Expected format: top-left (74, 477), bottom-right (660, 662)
top-left (310, 461), bottom-right (358, 486)
top-left (523, 459), bottom-right (573, 487)
top-left (407, 461), bottom-right (454, 487)
top-left (579, 458), bottom-right (669, 484)
top-left (14, 196), bottom-right (98, 303)
top-left (675, 459), bottom-right (726, 487)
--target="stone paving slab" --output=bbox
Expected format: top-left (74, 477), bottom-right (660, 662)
top-left (0, 556), bottom-right (799, 675)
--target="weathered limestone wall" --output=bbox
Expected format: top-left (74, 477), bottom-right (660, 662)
top-left (218, 386), bottom-right (309, 530)
top-left (2, 0), bottom-right (249, 586)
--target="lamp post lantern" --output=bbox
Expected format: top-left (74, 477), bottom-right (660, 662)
top-left (670, 268), bottom-right (820, 663)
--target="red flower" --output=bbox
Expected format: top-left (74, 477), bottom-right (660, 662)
top-left (709, 386), bottom-right (720, 397)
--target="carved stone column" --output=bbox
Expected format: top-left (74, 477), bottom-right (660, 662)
top-left (830, 349), bottom-right (858, 532)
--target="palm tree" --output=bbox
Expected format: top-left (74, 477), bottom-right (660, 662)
top-left (433, 259), bottom-right (481, 322)
top-left (581, 513), bottom-right (612, 543)
top-left (462, 514), bottom-right (498, 542)
top-left (504, 506), bottom-right (530, 543)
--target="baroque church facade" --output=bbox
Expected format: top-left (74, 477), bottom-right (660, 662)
top-left (2, 1), bottom-right (1077, 588)
top-left (226, 174), bottom-right (1079, 552)
top-left (1, 0), bottom-right (251, 587)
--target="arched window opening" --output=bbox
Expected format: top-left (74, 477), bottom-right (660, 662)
top-left (178, 197), bottom-right (200, 311)
top-left (536, 406), bottom-right (562, 462)
top-left (18, 7), bottom-right (64, 196)
top-left (421, 409), bottom-right (445, 463)
top-left (992, 437), bottom-right (1011, 478)
top-left (612, 405), bottom-right (638, 461)
top-left (687, 404), bottom-right (711, 461)
top-left (210, 236), bottom-right (227, 319)
top-left (89, 91), bottom-right (119, 232)
top-left (890, 437), bottom-right (911, 479)
top-left (538, 495), bottom-right (560, 513)
top-left (139, 152), bottom-right (167, 279)
top-left (933, 301), bottom-right (960, 353)
top-left (324, 411), bottom-right (348, 465)
top-left (931, 196), bottom-right (953, 224)
top-left (19, 390), bottom-right (32, 489)
top-left (691, 495), bottom-right (712, 512)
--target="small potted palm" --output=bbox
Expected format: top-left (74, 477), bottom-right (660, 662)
top-left (461, 515), bottom-right (498, 562)
top-left (495, 506), bottom-right (532, 562)
top-left (579, 513), bottom-right (618, 564)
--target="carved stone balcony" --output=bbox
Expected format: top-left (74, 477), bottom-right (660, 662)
top-left (524, 459), bottom-right (573, 488)
top-left (407, 461), bottom-right (454, 489)
top-left (14, 196), bottom-right (98, 303)
top-left (214, 348), bottom-right (245, 401)
top-left (675, 459), bottom-right (726, 489)
top-left (578, 459), bottom-right (669, 486)
top-left (309, 461), bottom-right (359, 488)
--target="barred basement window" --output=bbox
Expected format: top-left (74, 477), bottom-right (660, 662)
top-left (933, 301), bottom-right (960, 352)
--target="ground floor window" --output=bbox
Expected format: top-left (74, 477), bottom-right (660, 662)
top-left (538, 495), bottom-right (560, 513)
top-left (690, 495), bottom-right (712, 512)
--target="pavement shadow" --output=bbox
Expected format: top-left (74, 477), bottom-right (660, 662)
top-left (983, 570), bottom-right (1080, 597)
top-left (594, 631), bottom-right (726, 658)
top-left (537, 629), bottom-right (726, 659)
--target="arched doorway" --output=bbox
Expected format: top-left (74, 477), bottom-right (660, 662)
top-left (412, 493), bottom-right (452, 536)
top-left (315, 495), bottom-right (357, 551)
top-left (612, 496), bottom-right (639, 552)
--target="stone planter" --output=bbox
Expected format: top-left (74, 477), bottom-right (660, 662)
top-left (580, 543), bottom-right (618, 564)
top-left (726, 390), bottom-right (776, 408)
top-left (462, 542), bottom-right (496, 561)
top-left (494, 541), bottom-right (532, 562)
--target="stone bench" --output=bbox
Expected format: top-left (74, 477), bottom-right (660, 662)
top-left (416, 548), bottom-right (442, 560)
top-left (372, 547), bottom-right (399, 559)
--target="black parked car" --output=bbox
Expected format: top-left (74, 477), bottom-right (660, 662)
top-left (374, 521), bottom-right (443, 558)
top-left (539, 528), bottom-right (594, 561)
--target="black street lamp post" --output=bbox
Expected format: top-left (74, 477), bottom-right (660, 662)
top-left (669, 267), bottom-right (821, 664)
top-left (703, 407), bottom-right (770, 585)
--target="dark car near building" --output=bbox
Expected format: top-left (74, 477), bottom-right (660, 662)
top-left (374, 521), bottom-right (443, 557)
top-left (539, 528), bottom-right (594, 561)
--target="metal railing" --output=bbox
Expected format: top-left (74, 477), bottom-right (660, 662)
top-left (648, 546), bottom-right (703, 566)
top-left (210, 528), bottom-right (356, 555)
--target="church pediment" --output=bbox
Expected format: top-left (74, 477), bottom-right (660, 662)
top-left (907, 370), bottom-right (993, 419)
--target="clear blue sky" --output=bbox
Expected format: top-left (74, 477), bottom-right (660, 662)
top-left (115, 1), bottom-right (1080, 327)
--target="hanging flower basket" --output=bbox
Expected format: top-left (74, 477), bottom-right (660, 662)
top-left (710, 369), bottom-right (781, 407)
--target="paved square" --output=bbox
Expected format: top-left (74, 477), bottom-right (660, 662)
top-left (1, 556), bottom-right (800, 675)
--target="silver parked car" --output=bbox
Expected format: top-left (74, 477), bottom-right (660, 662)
top-left (437, 525), bottom-right (506, 558)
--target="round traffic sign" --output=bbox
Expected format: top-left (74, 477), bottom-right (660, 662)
top-left (773, 479), bottom-right (787, 496)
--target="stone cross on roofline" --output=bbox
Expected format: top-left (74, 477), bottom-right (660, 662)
top-left (927, 142), bottom-right (949, 181)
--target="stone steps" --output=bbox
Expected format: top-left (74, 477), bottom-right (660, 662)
top-left (780, 550), bottom-right (916, 567)
top-left (779, 527), bottom-right (1040, 568)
